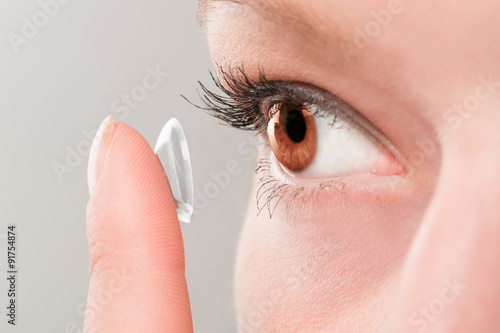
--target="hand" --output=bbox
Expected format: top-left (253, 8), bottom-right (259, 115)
top-left (83, 116), bottom-right (193, 332)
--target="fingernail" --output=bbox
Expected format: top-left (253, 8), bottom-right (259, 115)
top-left (154, 118), bottom-right (194, 223)
top-left (88, 115), bottom-right (116, 195)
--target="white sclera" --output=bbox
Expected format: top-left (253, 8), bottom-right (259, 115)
top-left (154, 118), bottom-right (194, 223)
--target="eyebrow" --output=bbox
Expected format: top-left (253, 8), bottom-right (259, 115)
top-left (197, 0), bottom-right (339, 44)
top-left (197, 0), bottom-right (284, 27)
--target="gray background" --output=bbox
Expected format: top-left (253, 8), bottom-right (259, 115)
top-left (0, 1), bottom-right (254, 332)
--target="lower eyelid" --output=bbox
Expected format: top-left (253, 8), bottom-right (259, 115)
top-left (255, 152), bottom-right (349, 218)
top-left (269, 147), bottom-right (406, 186)
top-left (254, 133), bottom-right (411, 219)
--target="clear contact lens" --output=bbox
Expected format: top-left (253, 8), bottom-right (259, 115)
top-left (154, 118), bottom-right (194, 223)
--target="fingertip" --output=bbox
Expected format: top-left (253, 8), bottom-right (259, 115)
top-left (87, 115), bottom-right (116, 195)
top-left (84, 122), bottom-right (192, 332)
top-left (87, 121), bottom-right (181, 273)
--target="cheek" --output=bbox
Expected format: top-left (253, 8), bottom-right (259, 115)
top-left (234, 177), bottom-right (429, 331)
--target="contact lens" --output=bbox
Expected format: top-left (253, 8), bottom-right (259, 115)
top-left (154, 118), bottom-right (194, 223)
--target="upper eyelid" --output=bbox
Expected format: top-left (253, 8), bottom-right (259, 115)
top-left (191, 64), bottom-right (338, 129)
top-left (260, 82), bottom-right (354, 121)
top-left (257, 81), bottom-right (384, 144)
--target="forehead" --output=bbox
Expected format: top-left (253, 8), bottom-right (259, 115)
top-left (198, 0), bottom-right (499, 59)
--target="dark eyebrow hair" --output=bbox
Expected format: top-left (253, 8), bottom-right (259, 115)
top-left (197, 0), bottom-right (341, 46)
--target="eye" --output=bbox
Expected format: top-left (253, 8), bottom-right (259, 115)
top-left (267, 101), bottom-right (317, 171)
top-left (266, 99), bottom-right (404, 178)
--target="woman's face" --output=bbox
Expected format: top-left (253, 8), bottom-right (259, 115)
top-left (200, 0), bottom-right (500, 331)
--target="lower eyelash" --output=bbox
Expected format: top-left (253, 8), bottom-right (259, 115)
top-left (255, 158), bottom-right (294, 218)
top-left (255, 157), bottom-right (348, 218)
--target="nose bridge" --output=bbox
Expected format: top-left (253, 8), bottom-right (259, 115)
top-left (391, 126), bottom-right (500, 332)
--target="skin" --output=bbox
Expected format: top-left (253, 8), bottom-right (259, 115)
top-left (84, 1), bottom-right (500, 332)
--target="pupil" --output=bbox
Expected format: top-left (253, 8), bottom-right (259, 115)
top-left (286, 109), bottom-right (307, 143)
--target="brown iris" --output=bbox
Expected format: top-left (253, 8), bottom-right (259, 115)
top-left (267, 101), bottom-right (317, 171)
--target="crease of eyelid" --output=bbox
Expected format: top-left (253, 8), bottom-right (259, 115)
top-left (196, 0), bottom-right (344, 48)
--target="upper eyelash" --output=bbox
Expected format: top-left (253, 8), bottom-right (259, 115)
top-left (185, 65), bottom-right (276, 133)
top-left (187, 65), bottom-right (364, 137)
